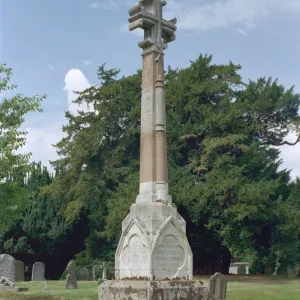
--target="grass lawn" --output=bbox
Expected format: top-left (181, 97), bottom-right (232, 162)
top-left (0, 276), bottom-right (300, 300)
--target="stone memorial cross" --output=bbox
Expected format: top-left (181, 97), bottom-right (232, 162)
top-left (129, 0), bottom-right (177, 204)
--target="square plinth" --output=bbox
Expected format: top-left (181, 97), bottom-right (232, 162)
top-left (98, 280), bottom-right (208, 300)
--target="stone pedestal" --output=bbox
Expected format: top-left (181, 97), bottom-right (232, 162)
top-left (115, 202), bottom-right (193, 281)
top-left (99, 280), bottom-right (208, 300)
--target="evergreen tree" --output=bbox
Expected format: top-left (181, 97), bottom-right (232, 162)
top-left (47, 55), bottom-right (300, 274)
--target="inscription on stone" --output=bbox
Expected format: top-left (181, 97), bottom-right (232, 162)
top-left (141, 90), bottom-right (153, 132)
top-left (122, 235), bottom-right (148, 275)
top-left (154, 235), bottom-right (184, 270)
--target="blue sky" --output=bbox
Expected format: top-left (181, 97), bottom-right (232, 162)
top-left (0, 0), bottom-right (300, 178)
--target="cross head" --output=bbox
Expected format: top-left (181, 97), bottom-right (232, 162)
top-left (128, 0), bottom-right (177, 52)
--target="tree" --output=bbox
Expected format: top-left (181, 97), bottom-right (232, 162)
top-left (47, 65), bottom-right (141, 262)
top-left (0, 64), bottom-right (44, 231)
top-left (165, 55), bottom-right (300, 273)
top-left (48, 55), bottom-right (300, 275)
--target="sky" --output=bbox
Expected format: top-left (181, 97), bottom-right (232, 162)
top-left (0, 0), bottom-right (300, 179)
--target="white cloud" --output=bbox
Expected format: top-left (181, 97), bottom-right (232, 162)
top-left (48, 64), bottom-right (54, 71)
top-left (19, 69), bottom-right (94, 170)
top-left (63, 68), bottom-right (91, 115)
top-left (279, 132), bottom-right (300, 180)
top-left (19, 124), bottom-right (65, 171)
top-left (164, 0), bottom-right (300, 33)
top-left (82, 60), bottom-right (92, 66)
top-left (88, 2), bottom-right (100, 9)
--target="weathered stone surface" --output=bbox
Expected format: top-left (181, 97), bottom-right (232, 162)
top-left (102, 262), bottom-right (107, 280)
top-left (0, 276), bottom-right (28, 292)
top-left (237, 265), bottom-right (246, 275)
top-left (208, 273), bottom-right (227, 300)
top-left (32, 262), bottom-right (45, 281)
top-left (93, 265), bottom-right (98, 281)
top-left (229, 262), bottom-right (249, 275)
top-left (98, 280), bottom-right (208, 300)
top-left (65, 260), bottom-right (78, 289)
top-left (15, 261), bottom-right (24, 282)
top-left (115, 202), bottom-right (193, 280)
top-left (0, 254), bottom-right (16, 282)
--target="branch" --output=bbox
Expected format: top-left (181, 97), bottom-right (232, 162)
top-left (269, 133), bottom-right (300, 146)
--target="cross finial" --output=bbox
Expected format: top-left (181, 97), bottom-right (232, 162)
top-left (128, 0), bottom-right (177, 52)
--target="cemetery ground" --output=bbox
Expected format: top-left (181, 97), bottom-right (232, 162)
top-left (0, 276), bottom-right (299, 300)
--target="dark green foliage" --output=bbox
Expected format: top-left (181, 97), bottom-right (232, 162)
top-left (0, 63), bottom-right (44, 231)
top-left (0, 162), bottom-right (88, 279)
top-left (1, 55), bottom-right (300, 278)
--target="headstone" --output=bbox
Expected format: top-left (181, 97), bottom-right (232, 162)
top-left (65, 261), bottom-right (78, 289)
top-left (0, 254), bottom-right (16, 282)
top-left (287, 267), bottom-right (299, 278)
top-left (264, 266), bottom-right (273, 276)
top-left (229, 262), bottom-right (249, 275)
top-left (78, 267), bottom-right (89, 280)
top-left (15, 261), bottom-right (24, 282)
top-left (209, 272), bottom-right (227, 300)
top-left (237, 264), bottom-right (246, 275)
top-left (32, 262), bottom-right (45, 281)
top-left (93, 265), bottom-right (97, 281)
top-left (0, 276), bottom-right (28, 292)
top-left (87, 266), bottom-right (93, 281)
top-left (102, 262), bottom-right (107, 280)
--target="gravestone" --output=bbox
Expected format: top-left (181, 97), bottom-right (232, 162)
top-left (264, 266), bottom-right (273, 276)
top-left (93, 265), bottom-right (97, 281)
top-left (15, 261), bottom-right (24, 282)
top-left (78, 267), bottom-right (89, 280)
top-left (87, 266), bottom-right (93, 281)
top-left (102, 262), bottom-right (107, 280)
top-left (237, 265), bottom-right (246, 275)
top-left (0, 276), bottom-right (28, 292)
top-left (287, 267), bottom-right (299, 278)
top-left (65, 261), bottom-right (78, 288)
top-left (209, 273), bottom-right (227, 300)
top-left (32, 262), bottom-right (45, 281)
top-left (229, 262), bottom-right (249, 275)
top-left (0, 254), bottom-right (16, 282)
top-left (65, 261), bottom-right (78, 289)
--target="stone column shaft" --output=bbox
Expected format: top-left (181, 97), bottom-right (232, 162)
top-left (137, 50), bottom-right (170, 204)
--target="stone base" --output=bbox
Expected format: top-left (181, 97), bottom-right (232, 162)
top-left (98, 280), bottom-right (208, 300)
top-left (116, 203), bottom-right (193, 280)
top-left (0, 285), bottom-right (29, 292)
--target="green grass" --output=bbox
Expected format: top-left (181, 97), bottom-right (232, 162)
top-left (0, 281), bottom-right (98, 300)
top-left (0, 276), bottom-right (300, 300)
top-left (226, 275), bottom-right (300, 300)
